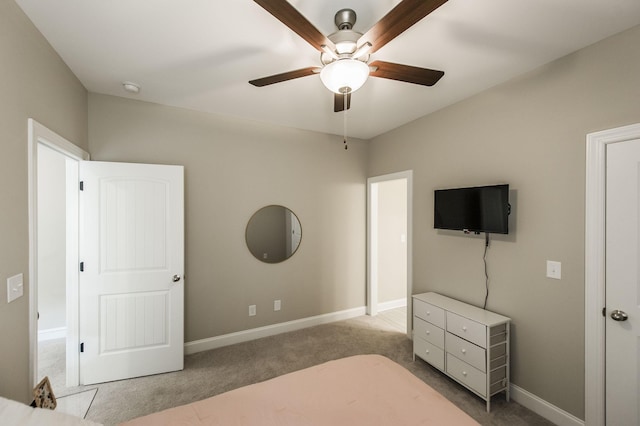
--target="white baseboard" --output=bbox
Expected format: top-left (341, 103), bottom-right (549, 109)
top-left (185, 306), bottom-right (367, 355)
top-left (377, 298), bottom-right (407, 312)
top-left (38, 326), bottom-right (66, 342)
top-left (510, 383), bottom-right (584, 426)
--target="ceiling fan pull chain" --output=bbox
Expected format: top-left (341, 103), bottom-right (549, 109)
top-left (343, 94), bottom-right (348, 150)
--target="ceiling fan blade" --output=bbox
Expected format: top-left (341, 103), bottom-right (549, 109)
top-left (249, 67), bottom-right (319, 87)
top-left (359, 0), bottom-right (448, 53)
top-left (254, 0), bottom-right (336, 52)
top-left (369, 61), bottom-right (444, 86)
top-left (334, 92), bottom-right (352, 112)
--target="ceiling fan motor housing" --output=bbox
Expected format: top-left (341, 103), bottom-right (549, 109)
top-left (328, 30), bottom-right (361, 54)
top-left (335, 8), bottom-right (356, 30)
top-left (321, 9), bottom-right (368, 64)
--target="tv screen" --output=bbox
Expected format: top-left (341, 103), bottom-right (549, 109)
top-left (434, 184), bottom-right (509, 234)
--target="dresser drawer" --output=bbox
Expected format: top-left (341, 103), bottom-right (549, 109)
top-left (446, 311), bottom-right (486, 348)
top-left (414, 317), bottom-right (445, 348)
top-left (414, 338), bottom-right (445, 371)
top-left (446, 353), bottom-right (487, 397)
top-left (446, 332), bottom-right (486, 372)
top-left (413, 299), bottom-right (445, 328)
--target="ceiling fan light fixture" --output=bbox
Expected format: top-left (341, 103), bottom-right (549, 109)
top-left (320, 59), bottom-right (370, 94)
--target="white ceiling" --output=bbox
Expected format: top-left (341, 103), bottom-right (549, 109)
top-left (16, 0), bottom-right (640, 140)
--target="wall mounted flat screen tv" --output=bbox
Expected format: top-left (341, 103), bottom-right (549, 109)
top-left (434, 184), bottom-right (509, 234)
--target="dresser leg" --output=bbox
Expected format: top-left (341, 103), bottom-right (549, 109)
top-left (486, 399), bottom-right (491, 413)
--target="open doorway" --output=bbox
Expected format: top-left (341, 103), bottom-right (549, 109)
top-left (367, 171), bottom-right (412, 336)
top-left (28, 119), bottom-right (89, 396)
top-left (36, 143), bottom-right (71, 393)
top-left (30, 120), bottom-right (185, 398)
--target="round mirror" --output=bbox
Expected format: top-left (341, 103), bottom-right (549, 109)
top-left (245, 205), bottom-right (302, 263)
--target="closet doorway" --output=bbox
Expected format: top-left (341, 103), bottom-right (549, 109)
top-left (367, 171), bottom-right (412, 336)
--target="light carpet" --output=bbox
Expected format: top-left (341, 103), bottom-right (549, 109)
top-left (43, 314), bottom-right (555, 425)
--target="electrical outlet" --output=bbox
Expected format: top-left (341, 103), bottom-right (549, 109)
top-left (7, 273), bottom-right (23, 303)
top-left (249, 305), bottom-right (256, 316)
top-left (274, 300), bottom-right (281, 311)
top-left (546, 260), bottom-right (561, 280)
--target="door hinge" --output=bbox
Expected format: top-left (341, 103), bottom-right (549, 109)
top-left (80, 342), bottom-right (84, 353)
top-left (79, 181), bottom-right (84, 191)
top-left (602, 307), bottom-right (606, 317)
top-left (80, 262), bottom-right (84, 272)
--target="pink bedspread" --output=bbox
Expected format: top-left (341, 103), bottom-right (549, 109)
top-left (121, 354), bottom-right (479, 425)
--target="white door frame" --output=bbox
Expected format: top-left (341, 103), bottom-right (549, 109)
top-left (28, 119), bottom-right (89, 388)
top-left (585, 122), bottom-right (640, 426)
top-left (367, 170), bottom-right (413, 337)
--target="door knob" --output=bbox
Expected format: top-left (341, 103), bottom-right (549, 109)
top-left (172, 275), bottom-right (181, 283)
top-left (610, 310), bottom-right (628, 321)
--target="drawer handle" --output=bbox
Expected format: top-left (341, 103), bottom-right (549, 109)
top-left (461, 349), bottom-right (467, 354)
top-left (462, 371), bottom-right (467, 376)
top-left (425, 350), bottom-right (430, 354)
top-left (462, 326), bottom-right (467, 331)
top-left (426, 311), bottom-right (431, 316)
top-left (425, 330), bottom-right (430, 335)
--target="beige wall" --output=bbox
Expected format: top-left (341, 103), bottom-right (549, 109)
top-left (368, 25), bottom-right (640, 419)
top-left (0, 0), bottom-right (87, 402)
top-left (88, 94), bottom-right (368, 341)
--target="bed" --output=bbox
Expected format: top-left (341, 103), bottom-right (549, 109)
top-left (121, 354), bottom-right (479, 425)
top-left (0, 396), bottom-right (100, 426)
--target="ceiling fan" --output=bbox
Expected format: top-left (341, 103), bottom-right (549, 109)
top-left (249, 0), bottom-right (448, 112)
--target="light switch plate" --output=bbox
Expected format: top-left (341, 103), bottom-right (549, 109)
top-left (7, 273), bottom-right (24, 303)
top-left (546, 261), bottom-right (562, 280)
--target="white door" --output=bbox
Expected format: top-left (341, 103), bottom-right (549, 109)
top-left (79, 161), bottom-right (184, 385)
top-left (605, 139), bottom-right (640, 425)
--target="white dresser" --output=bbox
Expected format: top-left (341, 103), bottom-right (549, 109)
top-left (412, 292), bottom-right (511, 412)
